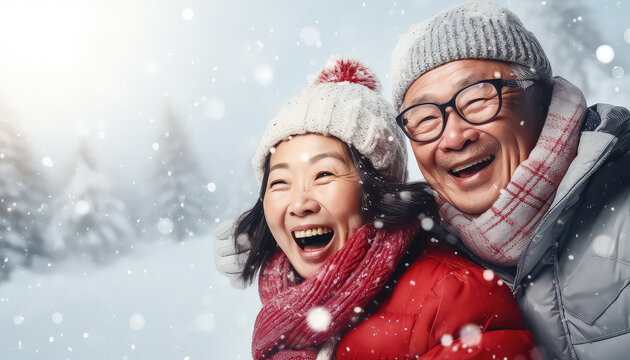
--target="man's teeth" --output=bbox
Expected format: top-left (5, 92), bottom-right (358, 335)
top-left (452, 155), bottom-right (493, 173)
top-left (294, 226), bottom-right (333, 239)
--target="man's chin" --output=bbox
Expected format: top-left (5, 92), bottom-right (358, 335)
top-left (443, 192), bottom-right (496, 217)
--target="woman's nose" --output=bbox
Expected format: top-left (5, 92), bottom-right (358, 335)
top-left (438, 108), bottom-right (480, 152)
top-left (287, 191), bottom-right (321, 217)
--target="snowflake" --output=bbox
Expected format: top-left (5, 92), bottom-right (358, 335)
top-left (482, 269), bottom-right (494, 281)
top-left (129, 314), bottom-right (146, 330)
top-left (306, 306), bottom-right (331, 332)
top-left (595, 44), bottom-right (614, 64)
top-left (440, 334), bottom-right (453, 346)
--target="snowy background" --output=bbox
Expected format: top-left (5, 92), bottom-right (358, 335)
top-left (0, 0), bottom-right (628, 359)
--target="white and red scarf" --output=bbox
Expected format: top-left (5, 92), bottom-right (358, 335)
top-left (251, 221), bottom-right (420, 359)
top-left (438, 77), bottom-right (586, 266)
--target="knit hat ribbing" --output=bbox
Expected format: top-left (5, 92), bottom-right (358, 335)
top-left (252, 57), bottom-right (407, 185)
top-left (391, 1), bottom-right (552, 111)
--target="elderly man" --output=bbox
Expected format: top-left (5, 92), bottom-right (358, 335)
top-left (391, 2), bottom-right (630, 359)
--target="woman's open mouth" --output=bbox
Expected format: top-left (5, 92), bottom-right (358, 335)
top-left (449, 155), bottom-right (495, 178)
top-left (293, 226), bottom-right (334, 251)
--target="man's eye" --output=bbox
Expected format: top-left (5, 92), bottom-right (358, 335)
top-left (316, 171), bottom-right (334, 179)
top-left (269, 180), bottom-right (286, 188)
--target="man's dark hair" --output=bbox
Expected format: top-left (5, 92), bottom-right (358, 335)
top-left (510, 62), bottom-right (553, 122)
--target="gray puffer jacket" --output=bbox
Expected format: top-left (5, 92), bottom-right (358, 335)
top-left (457, 103), bottom-right (630, 360)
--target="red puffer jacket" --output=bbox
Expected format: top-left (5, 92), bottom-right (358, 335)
top-left (336, 242), bottom-right (536, 359)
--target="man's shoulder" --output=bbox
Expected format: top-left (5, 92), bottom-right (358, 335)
top-left (558, 103), bottom-right (630, 202)
top-left (578, 103), bottom-right (630, 188)
top-left (586, 103), bottom-right (630, 143)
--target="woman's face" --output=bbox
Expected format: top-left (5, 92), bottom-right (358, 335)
top-left (263, 134), bottom-right (364, 279)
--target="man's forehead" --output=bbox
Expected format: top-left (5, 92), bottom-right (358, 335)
top-left (404, 60), bottom-right (512, 105)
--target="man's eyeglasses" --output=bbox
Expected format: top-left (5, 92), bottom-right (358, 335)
top-left (396, 78), bottom-right (543, 143)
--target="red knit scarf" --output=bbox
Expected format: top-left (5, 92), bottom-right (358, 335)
top-left (252, 221), bottom-right (420, 359)
top-left (438, 77), bottom-right (586, 266)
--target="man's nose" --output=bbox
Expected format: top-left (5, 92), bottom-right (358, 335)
top-left (438, 108), bottom-right (480, 152)
top-left (287, 189), bottom-right (321, 217)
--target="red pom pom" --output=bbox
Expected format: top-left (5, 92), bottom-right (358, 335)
top-left (314, 57), bottom-right (381, 92)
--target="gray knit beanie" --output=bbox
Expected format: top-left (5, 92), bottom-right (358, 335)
top-left (252, 57), bottom-right (408, 185)
top-left (391, 1), bottom-right (552, 111)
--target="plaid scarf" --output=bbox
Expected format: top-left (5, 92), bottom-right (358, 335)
top-left (438, 77), bottom-right (586, 266)
top-left (252, 221), bottom-right (420, 359)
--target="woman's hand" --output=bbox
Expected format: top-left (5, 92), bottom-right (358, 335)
top-left (213, 219), bottom-right (251, 289)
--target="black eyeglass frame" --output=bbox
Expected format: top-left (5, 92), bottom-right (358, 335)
top-left (396, 78), bottom-right (543, 143)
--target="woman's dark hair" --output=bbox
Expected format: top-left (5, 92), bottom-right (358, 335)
top-left (234, 144), bottom-right (439, 284)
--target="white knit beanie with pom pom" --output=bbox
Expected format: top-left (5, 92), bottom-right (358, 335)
top-left (252, 57), bottom-right (408, 185)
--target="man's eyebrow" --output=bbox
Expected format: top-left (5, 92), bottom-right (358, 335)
top-left (406, 74), bottom-right (483, 106)
top-left (455, 74), bottom-right (482, 88)
top-left (407, 92), bottom-right (436, 106)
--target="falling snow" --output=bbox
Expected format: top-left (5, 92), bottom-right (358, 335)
top-left (129, 314), bottom-right (146, 330)
top-left (254, 65), bottom-right (274, 86)
top-left (592, 234), bottom-right (615, 257)
top-left (182, 8), bottom-right (194, 21)
top-left (74, 200), bottom-right (90, 216)
top-left (299, 26), bottom-right (322, 47)
top-left (236, 233), bottom-right (250, 248)
top-left (482, 269), bottom-right (494, 281)
top-left (52, 312), bottom-right (64, 324)
top-left (157, 218), bottom-right (174, 235)
top-left (459, 324), bottom-right (482, 346)
top-left (42, 156), bottom-right (54, 167)
top-left (306, 306), bottom-right (331, 332)
top-left (205, 98), bottom-right (226, 120)
top-left (440, 334), bottom-right (454, 346)
top-left (194, 312), bottom-right (215, 332)
top-left (421, 217), bottom-right (434, 231)
top-left (13, 316), bottom-right (24, 325)
top-left (595, 44), bottom-right (615, 64)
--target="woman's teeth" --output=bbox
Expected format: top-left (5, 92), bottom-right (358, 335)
top-left (294, 226), bottom-right (333, 239)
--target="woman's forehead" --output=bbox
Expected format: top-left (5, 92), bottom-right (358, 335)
top-left (269, 134), bottom-right (348, 165)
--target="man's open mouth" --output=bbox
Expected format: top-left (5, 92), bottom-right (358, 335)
top-left (449, 155), bottom-right (495, 178)
top-left (293, 226), bottom-right (334, 251)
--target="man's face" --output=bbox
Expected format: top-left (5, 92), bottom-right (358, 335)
top-left (403, 60), bottom-right (543, 216)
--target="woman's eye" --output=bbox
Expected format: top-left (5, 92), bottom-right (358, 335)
top-left (316, 171), bottom-right (334, 179)
top-left (269, 180), bottom-right (286, 188)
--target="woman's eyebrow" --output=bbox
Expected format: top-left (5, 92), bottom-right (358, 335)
top-left (269, 163), bottom-right (288, 173)
top-left (309, 152), bottom-right (346, 163)
top-left (269, 152), bottom-right (345, 173)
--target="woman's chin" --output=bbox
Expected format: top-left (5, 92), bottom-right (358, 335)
top-left (295, 265), bottom-right (318, 279)
top-left (292, 251), bottom-right (333, 279)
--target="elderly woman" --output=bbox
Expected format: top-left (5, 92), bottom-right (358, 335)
top-left (226, 58), bottom-right (535, 359)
